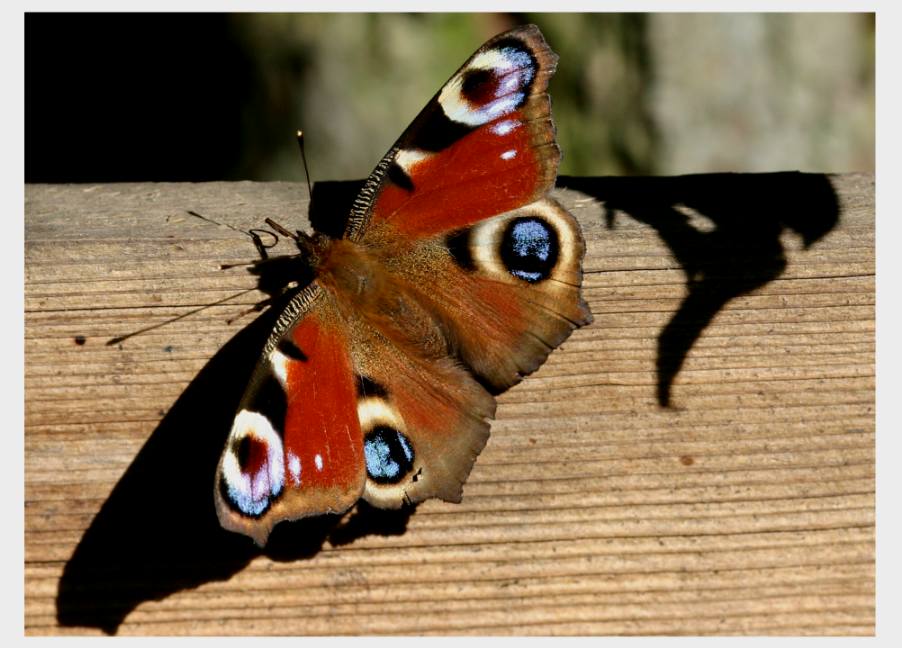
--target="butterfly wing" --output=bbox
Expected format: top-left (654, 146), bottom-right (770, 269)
top-left (348, 24), bottom-right (591, 392)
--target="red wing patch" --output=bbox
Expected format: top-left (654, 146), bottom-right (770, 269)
top-left (279, 314), bottom-right (363, 494)
top-left (370, 112), bottom-right (557, 240)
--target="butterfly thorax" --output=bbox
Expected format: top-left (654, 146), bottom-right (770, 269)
top-left (316, 236), bottom-right (450, 361)
top-left (316, 237), bottom-right (381, 303)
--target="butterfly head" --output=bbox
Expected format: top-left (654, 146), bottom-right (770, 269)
top-left (245, 230), bottom-right (328, 302)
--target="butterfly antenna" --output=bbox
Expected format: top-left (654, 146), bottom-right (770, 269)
top-left (106, 287), bottom-right (258, 346)
top-left (264, 218), bottom-right (300, 242)
top-left (187, 210), bottom-right (249, 236)
top-left (224, 277), bottom-right (303, 325)
top-left (245, 132), bottom-right (314, 244)
top-left (297, 130), bottom-right (313, 197)
top-left (186, 210), bottom-right (278, 260)
top-left (225, 297), bottom-right (274, 325)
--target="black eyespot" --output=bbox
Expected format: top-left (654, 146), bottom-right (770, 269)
top-left (277, 338), bottom-right (308, 362)
top-left (500, 217), bottom-right (559, 283)
top-left (414, 105), bottom-right (474, 151)
top-left (364, 427), bottom-right (415, 484)
top-left (356, 375), bottom-right (388, 399)
top-left (446, 228), bottom-right (475, 271)
top-left (387, 161), bottom-right (414, 192)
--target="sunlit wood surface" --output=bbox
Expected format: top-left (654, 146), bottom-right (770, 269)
top-left (24, 174), bottom-right (874, 635)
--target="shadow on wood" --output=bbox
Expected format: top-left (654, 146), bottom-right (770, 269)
top-left (307, 179), bottom-right (365, 239)
top-left (55, 264), bottom-right (415, 635)
top-left (558, 172), bottom-right (840, 406)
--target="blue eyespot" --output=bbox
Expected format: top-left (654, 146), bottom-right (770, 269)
top-left (364, 427), bottom-right (415, 484)
top-left (500, 217), bottom-right (559, 283)
top-left (498, 46), bottom-right (535, 84)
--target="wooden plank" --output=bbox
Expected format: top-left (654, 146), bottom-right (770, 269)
top-left (24, 173), bottom-right (874, 635)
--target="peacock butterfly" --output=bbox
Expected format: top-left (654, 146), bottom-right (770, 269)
top-left (215, 24), bottom-right (593, 545)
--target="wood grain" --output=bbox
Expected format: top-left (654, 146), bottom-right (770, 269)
top-left (24, 174), bottom-right (874, 635)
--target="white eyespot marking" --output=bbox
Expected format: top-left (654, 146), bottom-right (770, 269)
top-left (501, 149), bottom-right (517, 161)
top-left (314, 453), bottom-right (324, 472)
top-left (491, 119), bottom-right (519, 136)
top-left (470, 216), bottom-right (502, 273)
top-left (438, 46), bottom-right (535, 127)
top-left (270, 348), bottom-right (290, 388)
top-left (467, 199), bottom-right (579, 289)
top-left (357, 396), bottom-right (406, 432)
top-left (470, 48), bottom-right (533, 81)
top-left (440, 87), bottom-right (523, 127)
top-left (287, 450), bottom-right (302, 485)
top-left (221, 409), bottom-right (285, 517)
top-left (394, 148), bottom-right (430, 175)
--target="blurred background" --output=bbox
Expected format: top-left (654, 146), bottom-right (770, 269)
top-left (25, 13), bottom-right (874, 183)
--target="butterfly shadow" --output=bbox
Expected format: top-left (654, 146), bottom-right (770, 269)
top-left (557, 172), bottom-right (841, 407)
top-left (55, 183), bottom-right (413, 635)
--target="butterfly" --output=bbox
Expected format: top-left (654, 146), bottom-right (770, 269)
top-left (214, 24), bottom-right (593, 545)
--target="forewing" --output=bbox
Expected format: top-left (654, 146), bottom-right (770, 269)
top-left (345, 24), bottom-right (561, 242)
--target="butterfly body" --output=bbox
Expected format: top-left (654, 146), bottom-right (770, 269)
top-left (215, 25), bottom-right (592, 545)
